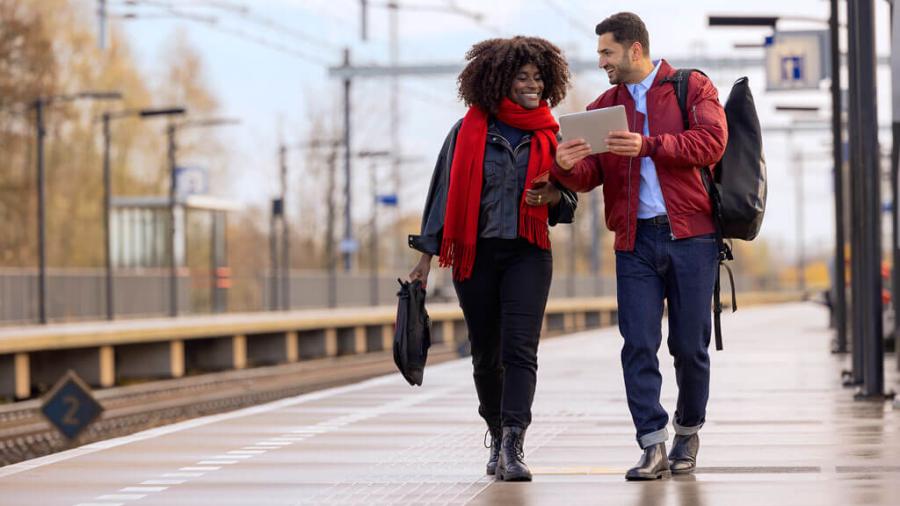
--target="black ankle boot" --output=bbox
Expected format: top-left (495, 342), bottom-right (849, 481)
top-left (668, 433), bottom-right (700, 474)
top-left (485, 426), bottom-right (502, 475)
top-left (496, 426), bottom-right (532, 482)
top-left (625, 442), bottom-right (671, 481)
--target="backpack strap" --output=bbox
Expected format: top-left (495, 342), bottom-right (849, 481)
top-left (664, 68), bottom-right (734, 351)
top-left (661, 68), bottom-right (705, 130)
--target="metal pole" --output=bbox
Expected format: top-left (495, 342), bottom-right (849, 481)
top-left (591, 192), bottom-right (602, 296)
top-left (210, 209), bottom-right (217, 313)
top-left (270, 199), bottom-right (278, 310)
top-left (568, 224), bottom-right (576, 297)
top-left (35, 100), bottom-right (48, 324)
top-left (853, 0), bottom-right (885, 399)
top-left (894, 121), bottom-right (900, 372)
top-left (326, 146), bottom-right (338, 308)
top-left (280, 144), bottom-right (290, 310)
top-left (370, 161), bottom-right (379, 306)
top-left (342, 48), bottom-right (354, 273)
top-left (102, 113), bottom-right (114, 320)
top-left (167, 123), bottom-right (178, 317)
top-left (98, 0), bottom-right (107, 50)
top-left (831, 0), bottom-right (848, 353)
top-left (846, 0), bottom-right (866, 386)
top-left (389, 0), bottom-right (400, 273)
top-left (221, 212), bottom-right (229, 312)
top-left (360, 0), bottom-right (369, 40)
top-left (795, 144), bottom-right (806, 294)
top-left (889, 0), bottom-right (900, 372)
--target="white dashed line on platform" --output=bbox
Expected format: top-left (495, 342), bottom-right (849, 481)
top-left (120, 487), bottom-right (168, 493)
top-left (140, 479), bottom-right (186, 485)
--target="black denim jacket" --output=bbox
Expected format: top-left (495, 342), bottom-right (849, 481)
top-left (409, 119), bottom-right (577, 256)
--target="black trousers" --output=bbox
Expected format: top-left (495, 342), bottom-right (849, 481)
top-left (453, 238), bottom-right (553, 429)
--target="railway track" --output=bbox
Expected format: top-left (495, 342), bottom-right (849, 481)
top-left (0, 344), bottom-right (463, 466)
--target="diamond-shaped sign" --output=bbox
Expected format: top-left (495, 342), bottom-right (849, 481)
top-left (40, 371), bottom-right (104, 440)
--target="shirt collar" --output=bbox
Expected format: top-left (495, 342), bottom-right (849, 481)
top-left (628, 60), bottom-right (661, 95)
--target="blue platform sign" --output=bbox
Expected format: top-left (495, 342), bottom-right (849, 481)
top-left (40, 371), bottom-right (104, 440)
top-left (376, 194), bottom-right (398, 206)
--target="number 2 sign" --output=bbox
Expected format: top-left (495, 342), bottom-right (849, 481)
top-left (40, 371), bottom-right (104, 440)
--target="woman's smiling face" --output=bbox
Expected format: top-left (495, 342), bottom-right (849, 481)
top-left (508, 63), bottom-right (544, 109)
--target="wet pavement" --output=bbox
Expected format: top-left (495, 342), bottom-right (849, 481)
top-left (0, 302), bottom-right (897, 505)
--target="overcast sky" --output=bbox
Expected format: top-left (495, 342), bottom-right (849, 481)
top-left (108, 0), bottom-right (897, 260)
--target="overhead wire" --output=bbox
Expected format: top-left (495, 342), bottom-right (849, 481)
top-left (185, 0), bottom-right (340, 51)
top-left (108, 1), bottom-right (335, 66)
top-left (540, 0), bottom-right (596, 36)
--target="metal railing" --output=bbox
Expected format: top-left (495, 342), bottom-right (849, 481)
top-left (0, 267), bottom-right (790, 326)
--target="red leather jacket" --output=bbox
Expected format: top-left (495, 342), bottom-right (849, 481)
top-left (552, 60), bottom-right (727, 251)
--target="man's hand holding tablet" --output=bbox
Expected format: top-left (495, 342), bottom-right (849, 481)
top-left (556, 105), bottom-right (634, 170)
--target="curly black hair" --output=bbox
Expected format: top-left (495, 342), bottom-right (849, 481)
top-left (457, 36), bottom-right (570, 115)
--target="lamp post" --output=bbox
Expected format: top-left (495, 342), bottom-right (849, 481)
top-left (166, 117), bottom-right (240, 317)
top-left (33, 91), bottom-right (122, 324)
top-left (100, 106), bottom-right (186, 320)
top-left (357, 150), bottom-right (391, 306)
top-left (848, 0), bottom-right (885, 400)
top-left (272, 139), bottom-right (343, 310)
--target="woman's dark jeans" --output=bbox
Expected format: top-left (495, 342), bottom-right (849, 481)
top-left (453, 238), bottom-right (552, 429)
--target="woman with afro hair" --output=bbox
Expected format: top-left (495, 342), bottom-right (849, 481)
top-left (408, 36), bottom-right (576, 482)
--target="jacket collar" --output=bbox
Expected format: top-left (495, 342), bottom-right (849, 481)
top-left (627, 60), bottom-right (662, 96)
top-left (619, 58), bottom-right (674, 93)
top-left (650, 59), bottom-right (675, 89)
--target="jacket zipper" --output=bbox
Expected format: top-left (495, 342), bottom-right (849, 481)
top-left (626, 108), bottom-right (638, 248)
top-left (513, 136), bottom-right (531, 160)
top-left (662, 105), bottom-right (701, 241)
top-left (490, 132), bottom-right (530, 236)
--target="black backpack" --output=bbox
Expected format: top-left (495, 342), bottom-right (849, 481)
top-left (664, 69), bottom-right (768, 350)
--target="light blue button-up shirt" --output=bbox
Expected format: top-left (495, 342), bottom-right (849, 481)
top-left (627, 60), bottom-right (668, 219)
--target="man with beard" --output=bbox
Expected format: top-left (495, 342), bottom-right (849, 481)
top-left (552, 12), bottom-right (728, 481)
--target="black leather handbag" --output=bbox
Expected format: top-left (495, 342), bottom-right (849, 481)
top-left (393, 279), bottom-right (431, 386)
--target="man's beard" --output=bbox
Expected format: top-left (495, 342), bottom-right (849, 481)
top-left (607, 62), bottom-right (630, 85)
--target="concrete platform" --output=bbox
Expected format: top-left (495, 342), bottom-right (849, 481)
top-left (0, 302), bottom-right (897, 505)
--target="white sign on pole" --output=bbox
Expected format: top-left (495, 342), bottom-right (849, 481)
top-left (765, 30), bottom-right (830, 91)
top-left (175, 166), bottom-right (209, 197)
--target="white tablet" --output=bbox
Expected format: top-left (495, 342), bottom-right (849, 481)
top-left (558, 105), bottom-right (629, 154)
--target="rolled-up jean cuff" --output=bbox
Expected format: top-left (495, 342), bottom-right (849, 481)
top-left (638, 427), bottom-right (669, 449)
top-left (673, 421), bottom-right (703, 436)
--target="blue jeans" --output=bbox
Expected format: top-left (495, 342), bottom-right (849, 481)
top-left (615, 220), bottom-right (718, 448)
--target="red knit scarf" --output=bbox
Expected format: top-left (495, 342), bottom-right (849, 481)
top-left (440, 97), bottom-right (559, 281)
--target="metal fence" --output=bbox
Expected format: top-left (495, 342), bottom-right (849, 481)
top-left (0, 266), bottom-right (787, 326)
